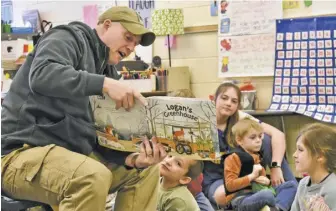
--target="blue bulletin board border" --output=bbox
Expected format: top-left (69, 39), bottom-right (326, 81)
top-left (269, 16), bottom-right (336, 124)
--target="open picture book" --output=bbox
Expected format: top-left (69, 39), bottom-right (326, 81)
top-left (90, 95), bottom-right (220, 160)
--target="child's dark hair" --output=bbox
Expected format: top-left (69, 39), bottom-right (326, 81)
top-left (214, 83), bottom-right (242, 147)
top-left (186, 160), bottom-right (204, 180)
top-left (298, 123), bottom-right (336, 173)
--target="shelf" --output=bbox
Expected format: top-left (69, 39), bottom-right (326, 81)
top-left (141, 91), bottom-right (167, 97)
top-left (2, 60), bottom-right (19, 71)
top-left (184, 24), bottom-right (218, 34)
top-left (1, 33), bottom-right (37, 41)
top-left (246, 110), bottom-right (296, 117)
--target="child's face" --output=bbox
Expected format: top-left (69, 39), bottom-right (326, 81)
top-left (237, 128), bottom-right (263, 153)
top-left (215, 88), bottom-right (239, 118)
top-left (293, 136), bottom-right (314, 174)
top-left (160, 155), bottom-right (194, 184)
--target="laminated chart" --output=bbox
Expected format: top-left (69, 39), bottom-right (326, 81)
top-left (217, 0), bottom-right (282, 77)
top-left (269, 17), bottom-right (336, 123)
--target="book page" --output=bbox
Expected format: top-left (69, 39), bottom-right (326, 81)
top-left (90, 94), bottom-right (148, 153)
top-left (90, 95), bottom-right (220, 160)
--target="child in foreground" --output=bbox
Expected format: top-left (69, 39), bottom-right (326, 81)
top-left (157, 155), bottom-right (203, 211)
top-left (222, 119), bottom-right (297, 211)
top-left (168, 89), bottom-right (214, 211)
top-left (291, 123), bottom-right (336, 211)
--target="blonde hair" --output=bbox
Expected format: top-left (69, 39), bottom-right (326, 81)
top-left (231, 118), bottom-right (263, 147)
top-left (215, 83), bottom-right (242, 147)
top-left (168, 89), bottom-right (195, 98)
top-left (298, 123), bottom-right (336, 173)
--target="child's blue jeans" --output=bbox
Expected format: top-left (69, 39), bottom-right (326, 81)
top-left (232, 180), bottom-right (297, 211)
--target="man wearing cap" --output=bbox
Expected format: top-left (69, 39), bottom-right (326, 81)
top-left (1, 6), bottom-right (165, 211)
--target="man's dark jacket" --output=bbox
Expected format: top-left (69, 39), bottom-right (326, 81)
top-left (1, 21), bottom-right (129, 164)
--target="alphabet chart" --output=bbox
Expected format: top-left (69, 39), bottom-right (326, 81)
top-left (269, 16), bottom-right (336, 123)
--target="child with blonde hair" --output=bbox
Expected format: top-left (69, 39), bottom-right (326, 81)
top-left (222, 119), bottom-right (297, 211)
top-left (291, 123), bottom-right (336, 211)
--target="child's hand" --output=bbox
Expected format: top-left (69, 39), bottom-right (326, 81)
top-left (248, 164), bottom-right (263, 181)
top-left (255, 176), bottom-right (270, 186)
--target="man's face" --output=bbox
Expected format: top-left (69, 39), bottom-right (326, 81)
top-left (160, 155), bottom-right (194, 184)
top-left (100, 21), bottom-right (142, 64)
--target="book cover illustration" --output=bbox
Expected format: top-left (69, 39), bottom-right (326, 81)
top-left (90, 95), bottom-right (220, 160)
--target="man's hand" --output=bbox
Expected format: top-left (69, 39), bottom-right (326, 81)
top-left (270, 167), bottom-right (285, 187)
top-left (102, 77), bottom-right (147, 110)
top-left (125, 136), bottom-right (167, 169)
top-left (255, 176), bottom-right (270, 186)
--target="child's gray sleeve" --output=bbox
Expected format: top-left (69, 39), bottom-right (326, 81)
top-left (290, 191), bottom-right (300, 211)
top-left (290, 178), bottom-right (307, 211)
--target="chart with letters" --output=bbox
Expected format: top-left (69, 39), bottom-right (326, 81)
top-left (217, 0), bottom-right (282, 77)
top-left (269, 16), bottom-right (336, 123)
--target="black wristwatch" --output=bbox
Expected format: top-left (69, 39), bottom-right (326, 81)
top-left (271, 161), bottom-right (281, 168)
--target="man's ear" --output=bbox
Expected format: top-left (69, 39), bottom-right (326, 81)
top-left (103, 19), bottom-right (112, 29)
top-left (179, 176), bottom-right (192, 185)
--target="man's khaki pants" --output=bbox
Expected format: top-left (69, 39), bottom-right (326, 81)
top-left (1, 144), bottom-right (160, 211)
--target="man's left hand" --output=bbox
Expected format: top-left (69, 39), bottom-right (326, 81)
top-left (270, 167), bottom-right (285, 187)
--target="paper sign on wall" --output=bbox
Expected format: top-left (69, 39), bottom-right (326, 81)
top-left (129, 0), bottom-right (155, 63)
top-left (218, 34), bottom-right (275, 77)
top-left (219, 0), bottom-right (282, 36)
top-left (129, 0), bottom-right (154, 29)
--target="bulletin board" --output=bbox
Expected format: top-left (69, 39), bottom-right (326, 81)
top-left (217, 0), bottom-right (282, 77)
top-left (268, 16), bottom-right (336, 123)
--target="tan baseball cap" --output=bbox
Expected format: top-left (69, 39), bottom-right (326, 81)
top-left (98, 6), bottom-right (156, 46)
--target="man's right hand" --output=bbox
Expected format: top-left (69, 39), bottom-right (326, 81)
top-left (102, 77), bottom-right (147, 110)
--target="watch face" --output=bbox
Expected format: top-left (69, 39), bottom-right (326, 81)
top-left (271, 162), bottom-right (278, 167)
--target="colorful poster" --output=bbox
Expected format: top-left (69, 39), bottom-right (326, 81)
top-left (269, 16), bottom-right (336, 123)
top-left (218, 34), bottom-right (275, 77)
top-left (218, 0), bottom-right (282, 36)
